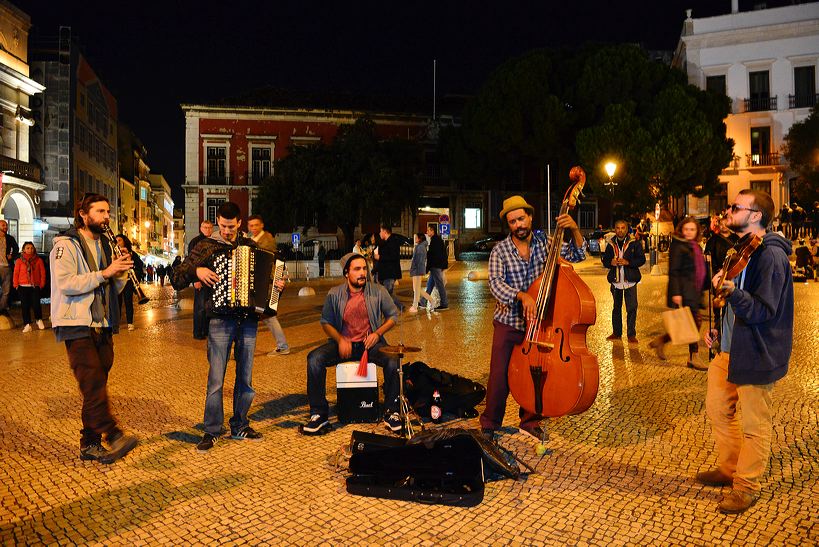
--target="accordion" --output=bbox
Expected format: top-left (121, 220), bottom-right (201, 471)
top-left (212, 245), bottom-right (285, 315)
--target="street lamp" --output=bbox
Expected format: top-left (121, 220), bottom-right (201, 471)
top-left (604, 162), bottom-right (617, 187)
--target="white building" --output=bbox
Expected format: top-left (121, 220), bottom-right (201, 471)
top-left (673, 1), bottom-right (819, 216)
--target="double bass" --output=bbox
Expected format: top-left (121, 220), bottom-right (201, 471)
top-left (507, 166), bottom-right (599, 418)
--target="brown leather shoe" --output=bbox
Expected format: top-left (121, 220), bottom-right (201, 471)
top-left (627, 336), bottom-right (639, 344)
top-left (649, 336), bottom-right (667, 360)
top-left (605, 333), bottom-right (621, 341)
top-left (718, 490), bottom-right (758, 514)
top-left (695, 468), bottom-right (733, 486)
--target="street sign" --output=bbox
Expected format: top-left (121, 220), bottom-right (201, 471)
top-left (654, 203), bottom-right (661, 221)
top-left (440, 222), bottom-right (450, 239)
top-left (438, 214), bottom-right (450, 224)
top-left (292, 233), bottom-right (300, 249)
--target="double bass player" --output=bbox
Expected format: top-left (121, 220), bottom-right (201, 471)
top-left (481, 195), bottom-right (587, 442)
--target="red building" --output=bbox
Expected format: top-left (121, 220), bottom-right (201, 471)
top-left (181, 89), bottom-right (468, 251)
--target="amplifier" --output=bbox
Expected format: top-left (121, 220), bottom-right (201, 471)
top-left (336, 362), bottom-right (380, 423)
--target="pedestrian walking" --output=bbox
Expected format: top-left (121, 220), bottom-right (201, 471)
top-left (649, 216), bottom-right (709, 370)
top-left (375, 225), bottom-right (403, 311)
top-left (13, 241), bottom-right (47, 332)
top-left (420, 225), bottom-right (449, 311)
top-left (602, 220), bottom-right (646, 344)
top-left (188, 220), bottom-right (214, 339)
top-left (49, 193), bottom-right (138, 464)
top-left (157, 264), bottom-right (166, 287)
top-left (698, 189), bottom-right (794, 514)
top-left (317, 242), bottom-right (326, 277)
top-left (408, 232), bottom-right (432, 313)
top-left (779, 203), bottom-right (791, 239)
top-left (0, 218), bottom-right (19, 315)
top-left (247, 214), bottom-right (290, 356)
top-left (115, 234), bottom-right (143, 331)
top-left (790, 202), bottom-right (805, 239)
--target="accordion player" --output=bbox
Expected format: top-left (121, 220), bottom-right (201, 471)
top-left (212, 245), bottom-right (286, 315)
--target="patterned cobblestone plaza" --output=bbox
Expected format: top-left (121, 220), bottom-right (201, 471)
top-left (0, 259), bottom-right (816, 545)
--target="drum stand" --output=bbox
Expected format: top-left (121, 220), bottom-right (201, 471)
top-left (394, 345), bottom-right (425, 439)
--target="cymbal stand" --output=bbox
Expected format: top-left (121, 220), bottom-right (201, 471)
top-left (394, 344), bottom-right (424, 439)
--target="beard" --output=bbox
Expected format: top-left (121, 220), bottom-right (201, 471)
top-left (728, 218), bottom-right (747, 232)
top-left (349, 274), bottom-right (367, 289)
top-left (86, 219), bottom-right (105, 234)
top-left (512, 226), bottom-right (531, 241)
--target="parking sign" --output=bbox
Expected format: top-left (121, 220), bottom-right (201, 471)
top-left (292, 233), bottom-right (300, 249)
top-left (440, 222), bottom-right (450, 239)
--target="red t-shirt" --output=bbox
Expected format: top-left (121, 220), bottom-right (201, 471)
top-left (341, 290), bottom-right (370, 342)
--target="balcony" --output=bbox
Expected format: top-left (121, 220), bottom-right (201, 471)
top-left (200, 174), bottom-right (232, 185)
top-left (743, 96), bottom-right (777, 112)
top-left (745, 152), bottom-right (780, 168)
top-left (788, 93), bottom-right (819, 109)
top-left (0, 154), bottom-right (42, 183)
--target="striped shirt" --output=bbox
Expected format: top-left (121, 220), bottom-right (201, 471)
top-left (488, 233), bottom-right (586, 331)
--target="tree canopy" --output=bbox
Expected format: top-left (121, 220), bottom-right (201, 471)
top-left (443, 44), bottom-right (734, 214)
top-left (254, 117), bottom-right (422, 248)
top-left (783, 104), bottom-right (819, 207)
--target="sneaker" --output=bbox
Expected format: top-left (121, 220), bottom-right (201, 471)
top-left (436, 305), bottom-right (449, 311)
top-left (605, 333), bottom-right (620, 341)
top-left (300, 414), bottom-right (330, 435)
top-left (627, 336), bottom-right (639, 344)
top-left (271, 347), bottom-right (290, 356)
top-left (718, 490), bottom-right (758, 514)
top-left (22, 324), bottom-right (32, 333)
top-left (79, 443), bottom-right (110, 461)
top-left (196, 433), bottom-right (219, 452)
top-left (231, 426), bottom-right (263, 441)
top-left (36, 319), bottom-right (46, 330)
top-left (127, 324), bottom-right (135, 331)
top-left (408, 306), bottom-right (418, 314)
top-left (695, 468), bottom-right (733, 486)
top-left (384, 412), bottom-right (403, 433)
top-left (99, 434), bottom-right (138, 464)
top-left (519, 425), bottom-right (547, 442)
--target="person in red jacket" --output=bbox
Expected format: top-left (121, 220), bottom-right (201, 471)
top-left (13, 241), bottom-right (47, 332)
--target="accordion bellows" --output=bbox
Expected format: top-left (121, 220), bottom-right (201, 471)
top-left (212, 245), bottom-right (285, 314)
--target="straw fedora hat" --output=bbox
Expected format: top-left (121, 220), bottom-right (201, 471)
top-left (499, 195), bottom-right (534, 222)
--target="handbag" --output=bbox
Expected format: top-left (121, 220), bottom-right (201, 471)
top-left (662, 306), bottom-right (700, 345)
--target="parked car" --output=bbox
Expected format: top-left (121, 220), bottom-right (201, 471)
top-left (586, 229), bottom-right (614, 256)
top-left (473, 234), bottom-right (505, 252)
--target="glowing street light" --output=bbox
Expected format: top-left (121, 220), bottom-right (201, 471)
top-left (604, 162), bottom-right (617, 187)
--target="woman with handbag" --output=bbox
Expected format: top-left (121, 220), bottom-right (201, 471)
top-left (649, 216), bottom-right (709, 370)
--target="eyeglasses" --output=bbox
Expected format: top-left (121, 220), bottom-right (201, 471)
top-left (730, 204), bottom-right (759, 213)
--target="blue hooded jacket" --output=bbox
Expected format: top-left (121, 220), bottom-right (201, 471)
top-left (726, 232), bottom-right (793, 385)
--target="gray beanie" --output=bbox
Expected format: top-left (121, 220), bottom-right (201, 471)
top-left (339, 252), bottom-right (366, 274)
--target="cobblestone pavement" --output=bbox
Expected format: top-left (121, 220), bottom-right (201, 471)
top-left (0, 260), bottom-right (816, 545)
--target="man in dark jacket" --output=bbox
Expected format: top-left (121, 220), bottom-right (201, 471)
top-left (420, 225), bottom-right (449, 311)
top-left (0, 219), bottom-right (19, 314)
top-left (602, 220), bottom-right (646, 343)
top-left (700, 189), bottom-right (794, 514)
top-left (375, 225), bottom-right (403, 311)
top-left (187, 220), bottom-right (213, 339)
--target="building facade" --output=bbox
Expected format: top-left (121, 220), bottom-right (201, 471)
top-left (0, 0), bottom-right (46, 248)
top-left (148, 173), bottom-right (174, 257)
top-left (673, 2), bottom-right (819, 215)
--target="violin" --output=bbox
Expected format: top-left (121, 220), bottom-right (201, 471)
top-left (712, 234), bottom-right (763, 309)
top-left (507, 166), bottom-right (599, 418)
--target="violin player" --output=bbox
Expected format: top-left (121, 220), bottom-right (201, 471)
top-left (698, 189), bottom-right (794, 514)
top-left (480, 195), bottom-right (586, 442)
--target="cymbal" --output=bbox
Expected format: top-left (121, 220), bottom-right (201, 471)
top-left (380, 344), bottom-right (422, 355)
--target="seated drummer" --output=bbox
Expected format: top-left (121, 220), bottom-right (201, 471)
top-left (302, 253), bottom-right (401, 435)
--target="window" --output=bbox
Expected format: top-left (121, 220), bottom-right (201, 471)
top-left (206, 146), bottom-right (226, 183)
top-left (206, 198), bottom-right (225, 223)
top-left (793, 66), bottom-right (816, 108)
top-left (747, 71), bottom-right (774, 111)
top-left (706, 75), bottom-right (726, 95)
top-left (464, 207), bottom-right (481, 229)
top-left (751, 180), bottom-right (771, 195)
top-left (140, 186), bottom-right (148, 201)
top-left (251, 147), bottom-right (271, 184)
top-left (750, 127), bottom-right (772, 165)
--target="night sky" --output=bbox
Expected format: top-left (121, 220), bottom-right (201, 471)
top-left (15, 0), bottom-right (782, 206)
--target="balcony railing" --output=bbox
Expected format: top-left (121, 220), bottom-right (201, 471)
top-left (0, 154), bottom-right (42, 183)
top-left (743, 96), bottom-right (777, 112)
top-left (789, 93), bottom-right (819, 109)
top-left (246, 171), bottom-right (271, 185)
top-left (745, 152), bottom-right (780, 167)
top-left (200, 174), bottom-right (232, 185)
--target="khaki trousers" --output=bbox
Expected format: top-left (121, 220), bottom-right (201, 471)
top-left (705, 352), bottom-right (775, 493)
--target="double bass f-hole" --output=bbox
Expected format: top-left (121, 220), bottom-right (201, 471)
top-left (554, 327), bottom-right (570, 362)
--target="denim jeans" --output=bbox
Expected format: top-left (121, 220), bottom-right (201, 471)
top-left (262, 315), bottom-right (289, 350)
top-left (420, 268), bottom-right (447, 308)
top-left (204, 317), bottom-right (258, 435)
top-left (380, 278), bottom-right (404, 311)
top-left (306, 338), bottom-right (398, 417)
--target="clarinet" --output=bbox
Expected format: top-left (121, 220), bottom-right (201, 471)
top-left (102, 225), bottom-right (150, 305)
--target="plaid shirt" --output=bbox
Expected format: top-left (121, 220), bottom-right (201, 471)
top-left (489, 233), bottom-right (586, 331)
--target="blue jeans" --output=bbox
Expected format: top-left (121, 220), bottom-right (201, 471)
top-left (306, 339), bottom-right (398, 417)
top-left (204, 317), bottom-right (258, 435)
top-left (420, 268), bottom-right (447, 307)
top-left (380, 278), bottom-right (404, 311)
top-left (262, 315), bottom-right (289, 350)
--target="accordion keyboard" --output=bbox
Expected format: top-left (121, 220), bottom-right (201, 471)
top-left (268, 260), bottom-right (286, 312)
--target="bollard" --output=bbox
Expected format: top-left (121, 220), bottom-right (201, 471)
top-left (298, 286), bottom-right (316, 296)
top-left (0, 314), bottom-right (16, 330)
